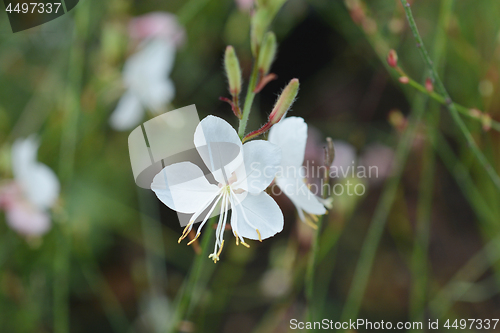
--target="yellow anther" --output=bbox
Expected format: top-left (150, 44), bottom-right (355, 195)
top-left (256, 229), bottom-right (262, 242)
top-left (187, 233), bottom-right (201, 246)
top-left (241, 241), bottom-right (250, 248)
top-left (216, 240), bottom-right (225, 257)
top-left (305, 218), bottom-right (318, 230)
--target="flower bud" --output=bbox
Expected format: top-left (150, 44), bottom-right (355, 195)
top-left (387, 49), bottom-right (398, 68)
top-left (269, 78), bottom-right (299, 124)
top-left (250, 9), bottom-right (270, 56)
top-left (482, 113), bottom-right (492, 131)
top-left (399, 76), bottom-right (409, 84)
top-left (469, 108), bottom-right (481, 118)
top-left (224, 46), bottom-right (242, 97)
top-left (257, 32), bottom-right (277, 75)
top-left (425, 77), bottom-right (433, 92)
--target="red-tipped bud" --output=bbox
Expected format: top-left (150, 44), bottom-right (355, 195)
top-left (387, 49), bottom-right (398, 68)
top-left (425, 78), bottom-right (434, 92)
top-left (399, 76), bottom-right (409, 84)
top-left (269, 78), bottom-right (299, 124)
top-left (243, 79), bottom-right (300, 143)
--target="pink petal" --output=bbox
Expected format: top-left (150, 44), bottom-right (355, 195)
top-left (5, 198), bottom-right (51, 236)
top-left (128, 12), bottom-right (186, 47)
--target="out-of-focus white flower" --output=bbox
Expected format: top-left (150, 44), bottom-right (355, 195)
top-left (109, 39), bottom-right (176, 131)
top-left (110, 12), bottom-right (185, 131)
top-left (128, 12), bottom-right (185, 47)
top-left (0, 137), bottom-right (60, 236)
top-left (151, 116), bottom-right (283, 262)
top-left (268, 117), bottom-right (326, 226)
top-left (359, 144), bottom-right (395, 184)
top-left (330, 140), bottom-right (357, 178)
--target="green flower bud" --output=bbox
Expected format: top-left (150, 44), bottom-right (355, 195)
top-left (250, 9), bottom-right (270, 56)
top-left (269, 78), bottom-right (299, 124)
top-left (224, 46), bottom-right (242, 97)
top-left (257, 32), bottom-right (277, 75)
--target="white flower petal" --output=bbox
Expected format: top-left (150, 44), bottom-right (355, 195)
top-left (151, 161), bottom-right (219, 214)
top-left (193, 116), bottom-right (243, 184)
top-left (12, 137), bottom-right (60, 210)
top-left (109, 91), bottom-right (144, 131)
top-left (233, 140), bottom-right (281, 193)
top-left (275, 176), bottom-right (326, 216)
top-left (268, 117), bottom-right (307, 168)
top-left (232, 192), bottom-right (283, 240)
top-left (144, 78), bottom-right (175, 113)
top-left (12, 136), bottom-right (38, 181)
top-left (21, 163), bottom-right (60, 210)
top-left (124, 39), bottom-right (176, 88)
top-left (6, 199), bottom-right (51, 236)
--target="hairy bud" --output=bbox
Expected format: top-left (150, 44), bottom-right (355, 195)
top-left (257, 32), bottom-right (277, 75)
top-left (224, 46), bottom-right (242, 97)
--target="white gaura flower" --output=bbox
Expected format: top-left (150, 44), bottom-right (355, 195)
top-left (151, 116), bottom-right (284, 262)
top-left (0, 137), bottom-right (60, 236)
top-left (109, 38), bottom-right (176, 131)
top-left (268, 117), bottom-right (327, 227)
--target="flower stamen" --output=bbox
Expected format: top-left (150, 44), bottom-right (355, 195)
top-left (187, 233), bottom-right (201, 245)
top-left (256, 229), bottom-right (262, 242)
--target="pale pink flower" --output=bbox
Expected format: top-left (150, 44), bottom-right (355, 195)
top-left (359, 144), bottom-right (395, 185)
top-left (0, 137), bottom-right (60, 236)
top-left (128, 12), bottom-right (185, 47)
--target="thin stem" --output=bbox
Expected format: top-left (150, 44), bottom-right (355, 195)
top-left (340, 74), bottom-right (428, 325)
top-left (305, 164), bottom-right (331, 321)
top-left (409, 0), bottom-right (453, 325)
top-left (168, 217), bottom-right (216, 333)
top-left (53, 1), bottom-right (90, 332)
top-left (176, 0), bottom-right (212, 26)
top-left (238, 64), bottom-right (260, 138)
top-left (399, 74), bottom-right (500, 132)
top-left (78, 257), bottom-right (136, 333)
top-left (305, 214), bottom-right (324, 320)
top-left (400, 0), bottom-right (500, 191)
top-left (53, 225), bottom-right (70, 333)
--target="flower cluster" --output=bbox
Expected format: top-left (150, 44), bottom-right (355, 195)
top-left (151, 115), bottom-right (328, 262)
top-left (145, 1), bottom-right (332, 262)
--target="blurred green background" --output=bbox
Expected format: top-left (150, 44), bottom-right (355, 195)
top-left (1, 0), bottom-right (500, 332)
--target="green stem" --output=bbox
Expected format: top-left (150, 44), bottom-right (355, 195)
top-left (238, 64), bottom-right (260, 138)
top-left (305, 214), bottom-right (324, 321)
top-left (177, 0), bottom-right (211, 25)
top-left (168, 217), bottom-right (216, 333)
top-left (400, 0), bottom-right (500, 191)
top-left (429, 133), bottom-right (499, 317)
top-left (340, 74), bottom-right (428, 325)
top-left (305, 167), bottom-right (331, 321)
top-left (53, 225), bottom-right (70, 333)
top-left (53, 1), bottom-right (90, 332)
top-left (401, 75), bottom-right (500, 132)
top-left (409, 0), bottom-right (453, 325)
